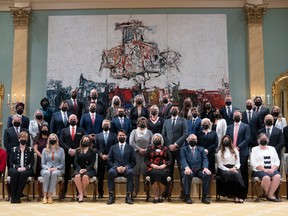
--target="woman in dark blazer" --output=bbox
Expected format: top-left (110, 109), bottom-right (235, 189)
top-left (8, 131), bottom-right (34, 204)
top-left (73, 135), bottom-right (96, 202)
top-left (129, 94), bottom-right (149, 129)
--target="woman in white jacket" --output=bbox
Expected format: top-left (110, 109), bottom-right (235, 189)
top-left (271, 106), bottom-right (287, 131)
top-left (211, 108), bottom-right (227, 151)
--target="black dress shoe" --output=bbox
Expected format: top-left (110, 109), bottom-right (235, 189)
top-left (158, 198), bottom-right (163, 203)
top-left (107, 194), bottom-right (115, 205)
top-left (201, 196), bottom-right (210, 204)
top-left (98, 194), bottom-right (104, 199)
top-left (184, 196), bottom-right (192, 204)
top-left (153, 199), bottom-right (158, 204)
top-left (266, 196), bottom-right (281, 202)
top-left (125, 194), bottom-right (134, 205)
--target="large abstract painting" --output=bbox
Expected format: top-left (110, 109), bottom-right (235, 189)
top-left (47, 14), bottom-right (229, 111)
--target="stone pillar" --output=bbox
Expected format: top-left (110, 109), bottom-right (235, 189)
top-left (9, 6), bottom-right (32, 114)
top-left (244, 2), bottom-right (267, 101)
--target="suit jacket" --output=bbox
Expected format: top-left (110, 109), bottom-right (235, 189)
top-left (258, 126), bottom-right (284, 155)
top-left (197, 130), bottom-right (218, 155)
top-left (7, 115), bottom-right (30, 129)
top-left (283, 125), bottom-right (288, 153)
top-left (95, 131), bottom-right (118, 155)
top-left (274, 117), bottom-right (287, 131)
top-left (111, 117), bottom-right (132, 135)
top-left (66, 98), bottom-right (83, 122)
top-left (242, 110), bottom-right (261, 147)
top-left (4, 127), bottom-right (29, 155)
top-left (29, 119), bottom-right (47, 140)
top-left (9, 146), bottom-right (34, 170)
top-left (107, 143), bottom-right (136, 169)
top-left (162, 116), bottom-right (188, 147)
top-left (187, 117), bottom-right (202, 136)
top-left (50, 111), bottom-right (72, 137)
top-left (129, 106), bottom-right (149, 129)
top-left (80, 112), bottom-right (103, 135)
top-left (82, 100), bottom-right (106, 117)
top-left (226, 122), bottom-right (251, 157)
top-left (253, 106), bottom-right (270, 127)
top-left (180, 145), bottom-right (208, 171)
top-left (41, 147), bottom-right (65, 174)
top-left (220, 106), bottom-right (239, 126)
top-left (60, 126), bottom-right (87, 153)
top-left (159, 102), bottom-right (172, 119)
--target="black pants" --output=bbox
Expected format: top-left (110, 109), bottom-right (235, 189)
top-left (240, 155), bottom-right (249, 195)
top-left (97, 158), bottom-right (108, 196)
top-left (8, 168), bottom-right (33, 201)
top-left (63, 155), bottom-right (75, 195)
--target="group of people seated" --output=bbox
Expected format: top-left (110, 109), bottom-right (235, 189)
top-left (1, 88), bottom-right (287, 205)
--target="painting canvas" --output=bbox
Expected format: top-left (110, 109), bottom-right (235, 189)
top-left (47, 14), bottom-right (229, 112)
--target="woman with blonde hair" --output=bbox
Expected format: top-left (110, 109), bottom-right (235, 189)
top-left (29, 109), bottom-right (47, 143)
top-left (106, 95), bottom-right (122, 120)
top-left (129, 94), bottom-right (149, 129)
top-left (41, 133), bottom-right (65, 204)
top-left (147, 105), bottom-right (164, 134)
top-left (271, 106), bottom-right (287, 131)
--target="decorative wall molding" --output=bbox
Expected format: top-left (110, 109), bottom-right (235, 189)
top-left (9, 6), bottom-right (32, 26)
top-left (244, 3), bottom-right (268, 24)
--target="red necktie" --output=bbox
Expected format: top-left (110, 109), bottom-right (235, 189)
top-left (73, 99), bottom-right (77, 111)
top-left (71, 126), bottom-right (75, 141)
top-left (233, 123), bottom-right (239, 147)
top-left (91, 114), bottom-right (95, 125)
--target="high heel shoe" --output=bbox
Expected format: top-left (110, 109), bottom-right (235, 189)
top-left (48, 197), bottom-right (53, 204)
top-left (42, 197), bottom-right (47, 204)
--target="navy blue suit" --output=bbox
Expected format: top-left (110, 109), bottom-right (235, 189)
top-left (253, 106), bottom-right (270, 127)
top-left (80, 113), bottom-right (103, 135)
top-left (50, 111), bottom-right (71, 138)
top-left (187, 117), bottom-right (202, 136)
top-left (111, 117), bottom-right (132, 137)
top-left (107, 143), bottom-right (136, 193)
top-left (180, 145), bottom-right (211, 196)
top-left (7, 115), bottom-right (30, 129)
top-left (242, 110), bottom-right (261, 148)
top-left (220, 106), bottom-right (239, 126)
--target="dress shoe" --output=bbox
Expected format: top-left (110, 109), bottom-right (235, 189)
top-left (107, 194), bottom-right (115, 205)
top-left (48, 197), bottom-right (53, 204)
top-left (42, 197), bottom-right (48, 204)
top-left (98, 194), bottom-right (104, 199)
top-left (153, 198), bottom-right (158, 204)
top-left (184, 196), bottom-right (192, 204)
top-left (201, 196), bottom-right (210, 204)
top-left (125, 194), bottom-right (134, 205)
top-left (266, 196), bottom-right (281, 202)
top-left (158, 198), bottom-right (163, 203)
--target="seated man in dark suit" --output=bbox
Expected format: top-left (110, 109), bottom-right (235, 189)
top-left (95, 119), bottom-right (118, 198)
top-left (180, 134), bottom-right (211, 204)
top-left (7, 102), bottom-right (30, 129)
top-left (107, 129), bottom-right (136, 205)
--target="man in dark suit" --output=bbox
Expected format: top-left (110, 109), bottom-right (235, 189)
top-left (111, 107), bottom-right (132, 138)
top-left (50, 101), bottom-right (71, 138)
top-left (258, 114), bottom-right (284, 160)
top-left (220, 95), bottom-right (239, 126)
top-left (180, 134), bottom-right (211, 204)
top-left (187, 107), bottom-right (202, 136)
top-left (4, 115), bottom-right (29, 167)
top-left (60, 114), bottom-right (87, 198)
top-left (7, 102), bottom-right (29, 129)
top-left (95, 119), bottom-right (118, 198)
top-left (225, 110), bottom-right (250, 195)
top-left (162, 104), bottom-right (188, 196)
top-left (242, 99), bottom-right (261, 148)
top-left (253, 96), bottom-right (270, 127)
top-left (80, 102), bottom-right (103, 141)
top-left (107, 129), bottom-right (136, 205)
top-left (66, 88), bottom-right (83, 124)
top-left (82, 88), bottom-right (106, 117)
top-left (159, 94), bottom-right (172, 119)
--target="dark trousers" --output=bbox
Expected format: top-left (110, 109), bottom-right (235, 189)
top-left (8, 168), bottom-right (33, 201)
top-left (97, 158), bottom-right (108, 196)
top-left (240, 155), bottom-right (249, 195)
top-left (107, 167), bottom-right (134, 194)
top-left (183, 170), bottom-right (211, 196)
top-left (63, 155), bottom-right (75, 195)
top-left (169, 150), bottom-right (182, 193)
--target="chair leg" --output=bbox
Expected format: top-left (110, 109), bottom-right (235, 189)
top-left (26, 183), bottom-right (31, 202)
top-left (58, 181), bottom-right (63, 201)
top-left (145, 180), bottom-right (150, 201)
top-left (93, 182), bottom-right (97, 201)
top-left (286, 175), bottom-right (288, 200)
top-left (198, 184), bottom-right (201, 200)
top-left (38, 182), bottom-right (43, 201)
top-left (71, 181), bottom-right (75, 201)
top-left (5, 182), bottom-right (10, 201)
top-left (33, 182), bottom-right (35, 200)
top-left (167, 181), bottom-right (172, 202)
top-left (254, 182), bottom-right (260, 202)
top-left (2, 179), bottom-right (5, 199)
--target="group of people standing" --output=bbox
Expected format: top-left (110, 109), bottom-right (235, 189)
top-left (1, 89), bottom-right (287, 205)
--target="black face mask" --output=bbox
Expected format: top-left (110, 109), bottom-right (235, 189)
top-left (82, 141), bottom-right (90, 147)
top-left (202, 125), bottom-right (209, 130)
top-left (20, 140), bottom-right (27, 145)
top-left (153, 139), bottom-right (162, 146)
top-left (49, 140), bottom-right (57, 145)
top-left (255, 101), bottom-right (262, 107)
top-left (272, 112), bottom-right (279, 117)
top-left (214, 114), bottom-right (220, 119)
top-left (42, 102), bottom-right (49, 108)
top-left (225, 101), bottom-right (231, 106)
top-left (171, 110), bottom-right (178, 116)
top-left (151, 111), bottom-right (157, 116)
top-left (234, 116), bottom-right (241, 122)
top-left (114, 100), bottom-right (120, 106)
top-left (139, 123), bottom-right (146, 129)
top-left (223, 140), bottom-right (231, 147)
top-left (136, 100), bottom-right (143, 105)
top-left (189, 140), bottom-right (197, 147)
top-left (246, 105), bottom-right (253, 110)
top-left (70, 120), bottom-right (77, 126)
top-left (90, 108), bottom-right (96, 113)
top-left (61, 107), bottom-right (68, 112)
top-left (71, 94), bottom-right (77, 99)
top-left (205, 104), bottom-right (211, 109)
top-left (118, 112), bottom-right (125, 118)
top-left (36, 115), bottom-right (43, 120)
top-left (192, 114), bottom-right (198, 118)
top-left (118, 137), bottom-right (126, 143)
top-left (163, 98), bottom-right (168, 104)
top-left (103, 125), bottom-right (109, 131)
top-left (13, 122), bottom-right (21, 127)
top-left (41, 130), bottom-right (49, 135)
top-left (259, 140), bottom-right (268, 146)
top-left (265, 120), bottom-right (273, 126)
top-left (91, 94), bottom-right (97, 100)
top-left (17, 110), bottom-right (23, 115)
top-left (184, 102), bottom-right (192, 107)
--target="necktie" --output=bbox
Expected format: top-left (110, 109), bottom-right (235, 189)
top-left (71, 126), bottom-right (75, 141)
top-left (73, 99), bottom-right (77, 111)
top-left (63, 113), bottom-right (68, 126)
top-left (233, 123), bottom-right (239, 148)
top-left (16, 127), bottom-right (20, 137)
top-left (172, 118), bottom-right (175, 130)
top-left (191, 148), bottom-right (195, 157)
top-left (120, 118), bottom-right (124, 128)
top-left (104, 133), bottom-right (108, 145)
top-left (227, 106), bottom-right (231, 117)
top-left (248, 111), bottom-right (251, 123)
top-left (120, 145), bottom-right (124, 156)
top-left (256, 107), bottom-right (259, 112)
top-left (91, 114), bottom-right (95, 125)
top-left (266, 128), bottom-right (271, 138)
top-left (162, 105), bottom-right (166, 115)
top-left (192, 119), bottom-right (195, 124)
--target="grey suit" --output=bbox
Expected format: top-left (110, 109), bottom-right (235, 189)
top-left (41, 147), bottom-right (65, 193)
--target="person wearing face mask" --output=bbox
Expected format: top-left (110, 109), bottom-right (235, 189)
top-left (253, 96), bottom-right (270, 127)
top-left (211, 108), bottom-right (227, 150)
top-left (258, 114), bottom-right (284, 162)
top-left (83, 88), bottom-right (106, 117)
top-left (40, 97), bottom-right (53, 126)
top-left (66, 88), bottom-right (83, 123)
top-left (144, 133), bottom-right (172, 203)
top-left (106, 95), bottom-right (122, 120)
top-left (179, 97), bottom-right (193, 120)
top-left (180, 134), bottom-right (212, 204)
top-left (95, 119), bottom-right (117, 198)
top-left (162, 104), bottom-right (188, 198)
top-left (34, 124), bottom-right (50, 179)
top-left (159, 94), bottom-right (172, 119)
top-left (60, 114), bottom-right (87, 199)
top-left (29, 110), bottom-right (47, 145)
top-left (271, 106), bottom-right (286, 131)
top-left (80, 102), bottom-right (104, 140)
top-left (201, 101), bottom-right (214, 121)
top-left (225, 110), bottom-right (250, 196)
top-left (40, 133), bottom-right (65, 204)
top-left (147, 105), bottom-right (164, 134)
top-left (216, 135), bottom-right (246, 203)
top-left (130, 117), bottom-right (153, 198)
top-left (187, 107), bottom-right (202, 136)
top-left (111, 107), bottom-right (132, 137)
top-left (7, 102), bottom-right (30, 129)
top-left (4, 115), bottom-right (29, 168)
top-left (50, 101), bottom-right (71, 138)
top-left (8, 131), bottom-right (34, 203)
top-left (129, 94), bottom-right (149, 130)
top-left (251, 133), bottom-right (281, 202)
top-left (107, 130), bottom-right (136, 205)
top-left (72, 135), bottom-right (96, 202)
top-left (220, 95), bottom-right (239, 126)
